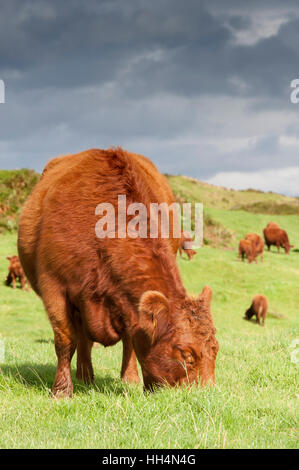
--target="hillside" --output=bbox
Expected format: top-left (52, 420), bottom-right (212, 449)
top-left (166, 175), bottom-right (299, 249)
top-left (166, 174), bottom-right (299, 213)
top-left (0, 169), bottom-right (298, 251)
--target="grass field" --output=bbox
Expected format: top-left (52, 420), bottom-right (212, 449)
top-left (0, 199), bottom-right (298, 449)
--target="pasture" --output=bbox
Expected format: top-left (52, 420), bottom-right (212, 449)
top-left (0, 201), bottom-right (298, 448)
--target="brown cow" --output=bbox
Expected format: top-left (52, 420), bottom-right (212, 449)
top-left (178, 231), bottom-right (196, 260)
top-left (245, 233), bottom-right (264, 262)
top-left (263, 226), bottom-right (293, 254)
top-left (244, 295), bottom-right (268, 326)
top-left (266, 222), bottom-right (280, 229)
top-left (6, 255), bottom-right (29, 291)
top-left (238, 239), bottom-right (257, 264)
top-left (183, 249), bottom-right (197, 261)
top-left (18, 148), bottom-right (218, 397)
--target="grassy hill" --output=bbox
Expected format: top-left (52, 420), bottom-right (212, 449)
top-left (166, 174), bottom-right (299, 249)
top-left (0, 170), bottom-right (298, 448)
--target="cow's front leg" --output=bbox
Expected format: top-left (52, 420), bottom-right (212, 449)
top-left (121, 332), bottom-right (140, 384)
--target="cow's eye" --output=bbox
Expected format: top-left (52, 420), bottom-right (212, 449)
top-left (183, 351), bottom-right (195, 365)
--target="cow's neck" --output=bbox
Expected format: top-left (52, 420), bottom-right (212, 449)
top-left (118, 239), bottom-right (186, 306)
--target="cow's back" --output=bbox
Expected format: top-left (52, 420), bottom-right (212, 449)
top-left (252, 295), bottom-right (268, 314)
top-left (18, 148), bottom-right (179, 295)
top-left (18, 151), bottom-right (88, 293)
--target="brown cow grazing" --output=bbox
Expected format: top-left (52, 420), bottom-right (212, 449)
top-left (18, 148), bottom-right (218, 397)
top-left (263, 225), bottom-right (293, 254)
top-left (238, 239), bottom-right (257, 264)
top-left (178, 231), bottom-right (195, 260)
top-left (245, 233), bottom-right (264, 262)
top-left (6, 255), bottom-right (29, 291)
top-left (244, 295), bottom-right (269, 326)
top-left (184, 249), bottom-right (197, 261)
top-left (266, 221), bottom-right (280, 229)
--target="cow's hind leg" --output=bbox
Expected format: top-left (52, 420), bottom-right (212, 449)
top-left (41, 282), bottom-right (76, 398)
top-left (121, 332), bottom-right (140, 384)
top-left (261, 308), bottom-right (266, 327)
top-left (256, 306), bottom-right (262, 326)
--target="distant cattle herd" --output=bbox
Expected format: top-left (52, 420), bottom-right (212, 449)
top-left (238, 222), bottom-right (293, 265)
top-left (3, 148), bottom-right (295, 394)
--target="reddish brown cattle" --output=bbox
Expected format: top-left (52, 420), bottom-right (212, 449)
top-left (6, 255), bottom-right (29, 291)
top-left (263, 226), bottom-right (293, 254)
top-left (183, 249), bottom-right (197, 261)
top-left (245, 233), bottom-right (264, 262)
top-left (244, 295), bottom-right (268, 326)
top-left (266, 222), bottom-right (280, 229)
top-left (238, 239), bottom-right (257, 264)
top-left (18, 148), bottom-right (218, 397)
top-left (178, 231), bottom-right (195, 260)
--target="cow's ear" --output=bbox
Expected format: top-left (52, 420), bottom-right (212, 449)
top-left (138, 291), bottom-right (169, 342)
top-left (6, 256), bottom-right (11, 261)
top-left (198, 285), bottom-right (212, 308)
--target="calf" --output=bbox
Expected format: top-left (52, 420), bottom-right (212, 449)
top-left (245, 233), bottom-right (264, 262)
top-left (245, 295), bottom-right (268, 326)
top-left (6, 255), bottom-right (29, 291)
top-left (238, 239), bottom-right (257, 264)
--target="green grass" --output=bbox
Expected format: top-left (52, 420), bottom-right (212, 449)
top-left (0, 219), bottom-right (298, 448)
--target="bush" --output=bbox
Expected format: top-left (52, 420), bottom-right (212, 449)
top-left (0, 169), bottom-right (40, 232)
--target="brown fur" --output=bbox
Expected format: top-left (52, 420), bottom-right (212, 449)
top-left (245, 295), bottom-right (268, 326)
top-left (18, 148), bottom-right (218, 397)
top-left (263, 226), bottom-right (293, 254)
top-left (238, 239), bottom-right (257, 264)
top-left (6, 255), bottom-right (30, 291)
top-left (245, 233), bottom-right (264, 262)
top-left (266, 222), bottom-right (280, 229)
top-left (184, 249), bottom-right (197, 260)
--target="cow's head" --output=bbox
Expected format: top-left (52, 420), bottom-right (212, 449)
top-left (187, 249), bottom-right (197, 260)
top-left (283, 243), bottom-right (294, 254)
top-left (244, 307), bottom-right (254, 320)
top-left (133, 286), bottom-right (219, 390)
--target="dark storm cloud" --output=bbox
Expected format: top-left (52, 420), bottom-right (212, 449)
top-left (1, 0), bottom-right (298, 96)
top-left (0, 0), bottom-right (299, 194)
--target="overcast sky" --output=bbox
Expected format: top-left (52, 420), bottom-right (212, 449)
top-left (1, 0), bottom-right (299, 195)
